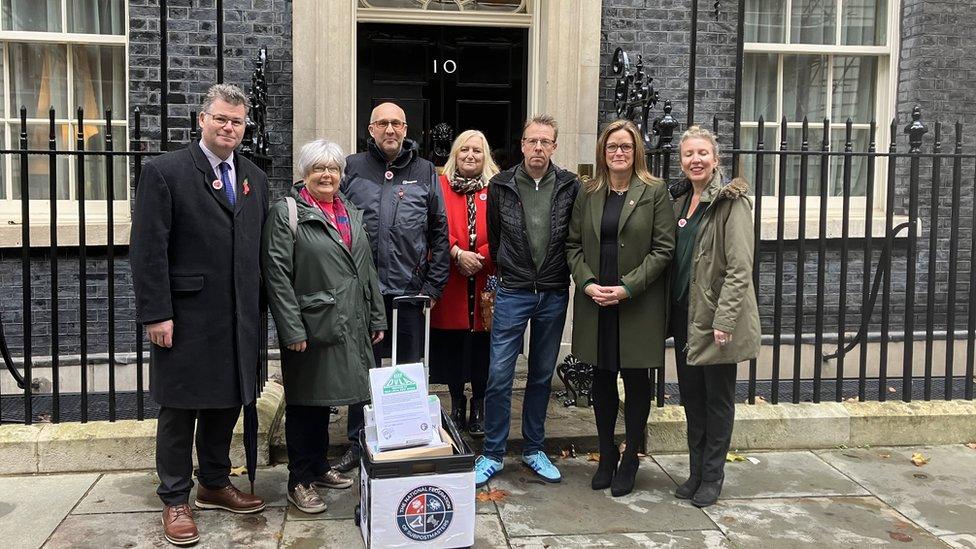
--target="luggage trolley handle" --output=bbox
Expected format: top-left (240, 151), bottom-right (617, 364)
top-left (390, 295), bottom-right (432, 374)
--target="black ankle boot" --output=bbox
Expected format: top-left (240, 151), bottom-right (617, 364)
top-left (467, 398), bottom-right (484, 437)
top-left (610, 454), bottom-right (639, 497)
top-left (591, 447), bottom-right (619, 490)
top-left (674, 475), bottom-right (701, 499)
top-left (691, 478), bottom-right (724, 508)
top-left (449, 395), bottom-right (467, 431)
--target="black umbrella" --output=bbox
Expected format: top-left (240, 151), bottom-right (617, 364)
top-left (243, 389), bottom-right (259, 494)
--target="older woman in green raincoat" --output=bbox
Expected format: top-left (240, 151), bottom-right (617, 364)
top-left (668, 126), bottom-right (761, 508)
top-left (262, 139), bottom-right (386, 515)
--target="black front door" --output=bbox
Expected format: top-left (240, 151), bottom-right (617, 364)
top-left (357, 23), bottom-right (528, 170)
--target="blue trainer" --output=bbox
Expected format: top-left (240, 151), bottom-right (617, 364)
top-left (521, 451), bottom-right (561, 483)
top-left (475, 455), bottom-right (504, 488)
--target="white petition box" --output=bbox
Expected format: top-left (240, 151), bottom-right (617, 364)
top-left (357, 413), bottom-right (475, 548)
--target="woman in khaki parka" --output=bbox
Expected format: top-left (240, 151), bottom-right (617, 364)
top-left (567, 119), bottom-right (675, 497)
top-left (668, 126), bottom-right (761, 508)
top-left (262, 139), bottom-right (386, 515)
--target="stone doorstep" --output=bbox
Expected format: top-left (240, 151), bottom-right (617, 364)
top-left (648, 399), bottom-right (976, 453)
top-left (0, 381), bottom-right (285, 476)
top-left (5, 389), bottom-right (976, 474)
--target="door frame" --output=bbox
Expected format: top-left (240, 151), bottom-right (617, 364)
top-left (293, 0), bottom-right (601, 177)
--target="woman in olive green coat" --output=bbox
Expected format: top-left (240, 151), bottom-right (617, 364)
top-left (567, 119), bottom-right (675, 497)
top-left (668, 126), bottom-right (761, 509)
top-left (262, 139), bottom-right (386, 514)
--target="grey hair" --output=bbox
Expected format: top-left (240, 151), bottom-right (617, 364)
top-left (201, 83), bottom-right (251, 113)
top-left (523, 113), bottom-right (559, 141)
top-left (296, 138), bottom-right (346, 179)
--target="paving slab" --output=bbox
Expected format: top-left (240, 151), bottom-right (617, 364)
top-left (704, 496), bottom-right (944, 547)
top-left (43, 507), bottom-right (286, 549)
top-left (278, 513), bottom-right (507, 548)
top-left (653, 451), bottom-right (870, 499)
top-left (943, 534), bottom-right (976, 548)
top-left (0, 473), bottom-right (98, 549)
top-left (72, 465), bottom-right (291, 515)
top-left (509, 530), bottom-right (732, 548)
top-left (817, 445), bottom-right (976, 536)
top-left (488, 456), bottom-right (715, 537)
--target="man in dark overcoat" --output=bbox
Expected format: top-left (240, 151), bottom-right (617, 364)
top-left (130, 83), bottom-right (268, 546)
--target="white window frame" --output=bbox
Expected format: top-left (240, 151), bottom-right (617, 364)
top-left (0, 0), bottom-right (129, 236)
top-left (742, 0), bottom-right (900, 239)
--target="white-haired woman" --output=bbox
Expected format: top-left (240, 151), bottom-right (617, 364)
top-left (429, 129), bottom-right (500, 436)
top-left (262, 139), bottom-right (386, 514)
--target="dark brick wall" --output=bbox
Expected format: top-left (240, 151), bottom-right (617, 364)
top-left (599, 0), bottom-right (976, 339)
top-left (128, 0), bottom-right (293, 193)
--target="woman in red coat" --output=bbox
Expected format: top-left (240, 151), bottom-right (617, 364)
top-left (430, 129), bottom-right (499, 437)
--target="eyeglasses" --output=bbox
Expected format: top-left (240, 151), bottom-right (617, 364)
top-left (205, 112), bottom-right (246, 128)
top-left (311, 165), bottom-right (341, 175)
top-left (370, 119), bottom-right (406, 130)
top-left (605, 143), bottom-right (635, 153)
top-left (522, 138), bottom-right (555, 148)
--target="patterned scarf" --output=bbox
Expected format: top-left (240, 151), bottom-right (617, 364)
top-left (450, 171), bottom-right (485, 251)
top-left (300, 186), bottom-right (352, 250)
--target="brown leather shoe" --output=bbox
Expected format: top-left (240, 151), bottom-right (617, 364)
top-left (162, 504), bottom-right (199, 546)
top-left (194, 484), bottom-right (266, 514)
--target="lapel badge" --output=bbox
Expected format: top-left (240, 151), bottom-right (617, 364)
top-left (243, 179), bottom-right (251, 196)
top-left (384, 170), bottom-right (394, 181)
top-left (480, 193), bottom-right (487, 201)
top-left (212, 179), bottom-right (223, 190)
top-left (678, 218), bottom-right (688, 228)
top-left (629, 200), bottom-right (635, 205)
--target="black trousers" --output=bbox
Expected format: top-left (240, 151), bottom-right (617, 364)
top-left (347, 294), bottom-right (425, 447)
top-left (156, 405), bottom-right (241, 506)
top-left (285, 404), bottom-right (331, 490)
top-left (670, 305), bottom-right (737, 482)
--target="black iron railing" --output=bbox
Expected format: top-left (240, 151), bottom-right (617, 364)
top-left (558, 49), bottom-right (976, 408)
top-left (0, 46), bottom-right (272, 425)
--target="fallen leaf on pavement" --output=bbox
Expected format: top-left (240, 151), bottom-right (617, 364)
top-left (229, 465), bottom-right (247, 477)
top-left (560, 444), bottom-right (577, 459)
top-left (879, 453), bottom-right (891, 459)
top-left (966, 442), bottom-right (976, 450)
top-left (726, 452), bottom-right (747, 462)
top-left (587, 452), bottom-right (600, 462)
top-left (476, 489), bottom-right (508, 502)
top-left (910, 452), bottom-right (929, 467)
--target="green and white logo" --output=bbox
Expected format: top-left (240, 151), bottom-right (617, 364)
top-left (383, 368), bottom-right (418, 394)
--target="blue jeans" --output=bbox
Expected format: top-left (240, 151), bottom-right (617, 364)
top-left (483, 287), bottom-right (569, 459)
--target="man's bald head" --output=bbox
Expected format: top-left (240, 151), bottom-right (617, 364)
top-left (368, 102), bottom-right (408, 161)
top-left (370, 102), bottom-right (406, 124)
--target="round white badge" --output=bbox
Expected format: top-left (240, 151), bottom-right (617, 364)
top-left (212, 179), bottom-right (223, 190)
top-left (678, 218), bottom-right (687, 228)
top-left (384, 170), bottom-right (394, 181)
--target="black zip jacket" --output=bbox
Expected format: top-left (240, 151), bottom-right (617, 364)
top-left (342, 138), bottom-right (450, 299)
top-left (487, 163), bottom-right (580, 291)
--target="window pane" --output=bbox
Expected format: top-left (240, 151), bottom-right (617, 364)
top-left (832, 56), bottom-right (878, 123)
top-left (790, 0), bottom-right (836, 44)
top-left (742, 53), bottom-right (777, 122)
top-left (842, 0), bottom-right (887, 45)
top-left (784, 126), bottom-right (824, 196)
top-left (740, 126), bottom-right (777, 197)
top-left (8, 43), bottom-right (68, 119)
top-left (11, 123), bottom-right (70, 200)
top-left (783, 55), bottom-right (827, 122)
top-left (2, 0), bottom-right (62, 32)
top-left (72, 45), bottom-right (126, 118)
top-left (0, 130), bottom-right (6, 199)
top-left (67, 0), bottom-right (125, 35)
top-left (830, 129), bottom-right (869, 197)
top-left (744, 0), bottom-right (785, 42)
top-left (80, 124), bottom-right (127, 201)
